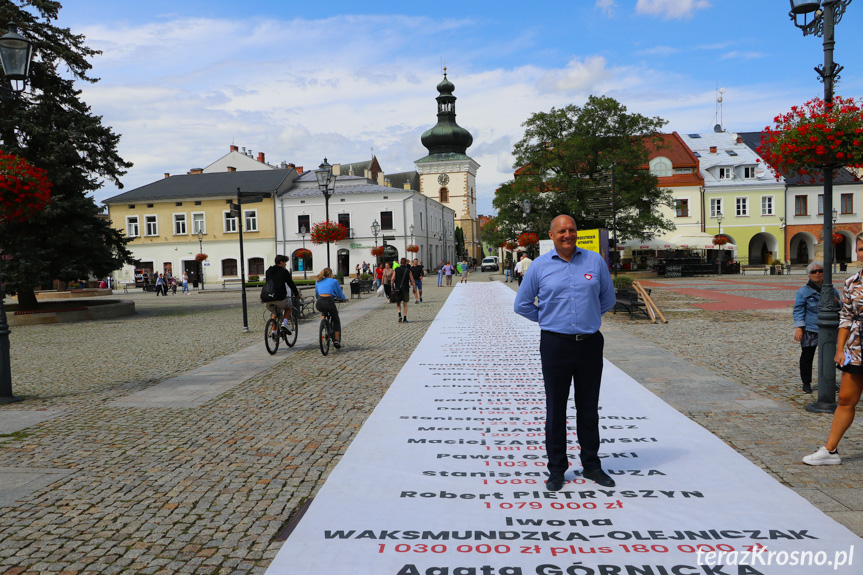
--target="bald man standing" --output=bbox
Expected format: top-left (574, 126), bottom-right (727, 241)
top-left (513, 215), bottom-right (616, 491)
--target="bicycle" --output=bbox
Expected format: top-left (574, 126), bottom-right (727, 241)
top-left (318, 298), bottom-right (345, 356)
top-left (264, 297), bottom-right (299, 355)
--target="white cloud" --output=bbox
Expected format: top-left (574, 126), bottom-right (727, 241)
top-left (537, 56), bottom-right (613, 94)
top-left (638, 45), bottom-right (680, 56)
top-left (595, 0), bottom-right (618, 16)
top-left (721, 51), bottom-right (766, 60)
top-left (635, 0), bottom-right (710, 19)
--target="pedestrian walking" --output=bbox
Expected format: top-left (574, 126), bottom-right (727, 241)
top-left (374, 264), bottom-right (383, 291)
top-left (443, 261), bottom-right (454, 286)
top-left (391, 257), bottom-right (415, 322)
top-left (793, 261), bottom-right (838, 393)
top-left (514, 215), bottom-right (616, 490)
top-left (460, 259), bottom-right (470, 284)
top-left (437, 260), bottom-right (444, 287)
top-left (182, 273), bottom-right (190, 295)
top-left (504, 259), bottom-right (513, 283)
top-left (382, 262), bottom-right (394, 301)
top-left (804, 233), bottom-right (863, 466)
top-left (155, 273), bottom-right (165, 296)
top-left (411, 258), bottom-right (424, 303)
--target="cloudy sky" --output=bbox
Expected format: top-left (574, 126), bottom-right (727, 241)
top-left (52, 0), bottom-right (863, 215)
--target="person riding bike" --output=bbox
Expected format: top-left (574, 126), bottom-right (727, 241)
top-left (261, 255), bottom-right (300, 334)
top-left (315, 267), bottom-right (347, 348)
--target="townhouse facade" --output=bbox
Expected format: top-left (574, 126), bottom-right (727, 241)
top-left (679, 131), bottom-right (787, 265)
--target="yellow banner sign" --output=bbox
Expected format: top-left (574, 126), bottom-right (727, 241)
top-left (576, 228), bottom-right (601, 254)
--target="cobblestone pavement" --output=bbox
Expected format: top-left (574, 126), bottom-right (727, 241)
top-left (1, 271), bottom-right (862, 574)
top-left (0, 283), bottom-right (450, 574)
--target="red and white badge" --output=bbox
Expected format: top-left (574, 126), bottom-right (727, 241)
top-left (584, 273), bottom-right (593, 280)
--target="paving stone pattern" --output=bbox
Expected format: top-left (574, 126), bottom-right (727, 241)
top-left (1, 272), bottom-right (862, 574)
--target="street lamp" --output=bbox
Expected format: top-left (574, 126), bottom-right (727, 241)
top-left (314, 158), bottom-right (337, 270)
top-left (716, 214), bottom-right (723, 277)
top-left (0, 21), bottom-right (33, 404)
top-left (300, 225), bottom-right (308, 280)
top-left (409, 224), bottom-right (415, 248)
top-left (197, 230), bottom-right (205, 290)
top-left (0, 22), bottom-right (34, 98)
top-left (789, 0), bottom-right (851, 413)
top-left (522, 199), bottom-right (532, 258)
top-left (832, 208), bottom-right (839, 274)
top-left (371, 220), bottom-right (380, 265)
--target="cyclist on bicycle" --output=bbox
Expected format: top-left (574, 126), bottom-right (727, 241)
top-left (315, 267), bottom-right (346, 348)
top-left (261, 255), bottom-right (300, 334)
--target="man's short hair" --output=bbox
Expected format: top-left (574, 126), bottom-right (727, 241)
top-left (275, 255), bottom-right (289, 265)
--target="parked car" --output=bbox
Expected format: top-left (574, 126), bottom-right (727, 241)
top-left (480, 257), bottom-right (499, 272)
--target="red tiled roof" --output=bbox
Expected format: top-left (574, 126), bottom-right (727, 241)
top-left (656, 173), bottom-right (703, 186)
top-left (643, 132), bottom-right (700, 166)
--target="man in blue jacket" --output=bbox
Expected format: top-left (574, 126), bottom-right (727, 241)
top-left (514, 215), bottom-right (616, 491)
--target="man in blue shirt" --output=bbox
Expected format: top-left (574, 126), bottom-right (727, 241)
top-left (513, 215), bottom-right (616, 491)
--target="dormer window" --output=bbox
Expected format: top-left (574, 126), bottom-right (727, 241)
top-left (649, 157), bottom-right (672, 177)
top-left (743, 166), bottom-right (757, 179)
top-left (718, 167), bottom-right (733, 180)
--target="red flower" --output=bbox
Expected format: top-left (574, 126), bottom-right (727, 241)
top-left (295, 248), bottom-right (312, 258)
top-left (310, 221), bottom-right (348, 245)
top-left (518, 232), bottom-right (539, 247)
top-left (195, 253), bottom-right (208, 262)
top-left (370, 246), bottom-right (384, 257)
top-left (0, 153), bottom-right (52, 223)
top-left (406, 244), bottom-right (420, 253)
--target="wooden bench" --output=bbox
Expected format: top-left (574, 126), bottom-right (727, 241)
top-left (222, 278), bottom-right (244, 289)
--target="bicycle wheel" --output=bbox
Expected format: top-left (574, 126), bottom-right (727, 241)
top-left (319, 317), bottom-right (330, 356)
top-left (283, 314), bottom-right (298, 347)
top-left (265, 318), bottom-right (280, 355)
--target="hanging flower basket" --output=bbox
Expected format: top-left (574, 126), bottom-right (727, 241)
top-left (758, 96), bottom-right (863, 183)
top-left (833, 233), bottom-right (844, 246)
top-left (370, 246), bottom-right (384, 257)
top-left (406, 244), bottom-right (420, 253)
top-left (195, 253), bottom-right (208, 262)
top-left (310, 221), bottom-right (348, 244)
top-left (712, 236), bottom-right (729, 246)
top-left (296, 248), bottom-right (312, 258)
top-left (504, 240), bottom-right (519, 251)
top-left (0, 152), bottom-right (52, 223)
top-left (518, 232), bottom-right (539, 247)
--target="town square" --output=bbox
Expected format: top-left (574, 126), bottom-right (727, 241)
top-left (2, 1), bottom-right (863, 573)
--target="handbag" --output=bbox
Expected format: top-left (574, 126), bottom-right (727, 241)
top-left (377, 284), bottom-right (385, 297)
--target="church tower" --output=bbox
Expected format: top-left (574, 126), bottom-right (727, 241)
top-left (415, 70), bottom-right (481, 261)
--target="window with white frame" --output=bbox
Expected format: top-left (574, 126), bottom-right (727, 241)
top-left (145, 215), bottom-right (158, 236)
top-left (126, 216), bottom-right (139, 237)
top-left (224, 211), bottom-right (237, 233)
top-left (744, 166), bottom-right (757, 179)
top-left (244, 209), bottom-right (258, 232)
top-left (736, 197), bottom-right (749, 217)
top-left (173, 213), bottom-right (187, 235)
top-left (818, 194), bottom-right (824, 215)
top-left (761, 196), bottom-right (775, 216)
top-left (192, 212), bottom-right (205, 234)
top-left (649, 156), bottom-right (672, 177)
top-left (718, 167), bottom-right (733, 180)
top-left (710, 198), bottom-right (723, 218)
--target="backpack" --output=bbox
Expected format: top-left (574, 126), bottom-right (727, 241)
top-left (260, 276), bottom-right (281, 302)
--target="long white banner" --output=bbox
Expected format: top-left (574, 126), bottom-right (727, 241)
top-left (266, 282), bottom-right (862, 575)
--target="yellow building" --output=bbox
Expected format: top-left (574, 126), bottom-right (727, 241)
top-left (104, 169), bottom-right (297, 287)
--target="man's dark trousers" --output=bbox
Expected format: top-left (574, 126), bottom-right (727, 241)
top-left (540, 330), bottom-right (605, 474)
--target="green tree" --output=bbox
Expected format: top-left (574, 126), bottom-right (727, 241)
top-left (0, 3), bottom-right (134, 309)
top-left (493, 95), bottom-right (675, 243)
top-left (454, 226), bottom-right (465, 259)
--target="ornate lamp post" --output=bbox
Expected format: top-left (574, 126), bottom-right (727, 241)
top-left (0, 22), bottom-right (34, 404)
top-left (716, 214), bottom-right (724, 277)
top-left (789, 0), bottom-right (851, 413)
top-left (299, 225), bottom-right (308, 280)
top-left (371, 219), bottom-right (380, 265)
top-left (314, 158), bottom-right (337, 269)
top-left (197, 230), bottom-right (205, 290)
top-left (832, 208), bottom-right (839, 273)
top-left (522, 199), bottom-right (532, 259)
top-left (409, 224), bottom-right (415, 252)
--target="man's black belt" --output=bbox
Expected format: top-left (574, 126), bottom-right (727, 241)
top-left (542, 330), bottom-right (595, 341)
